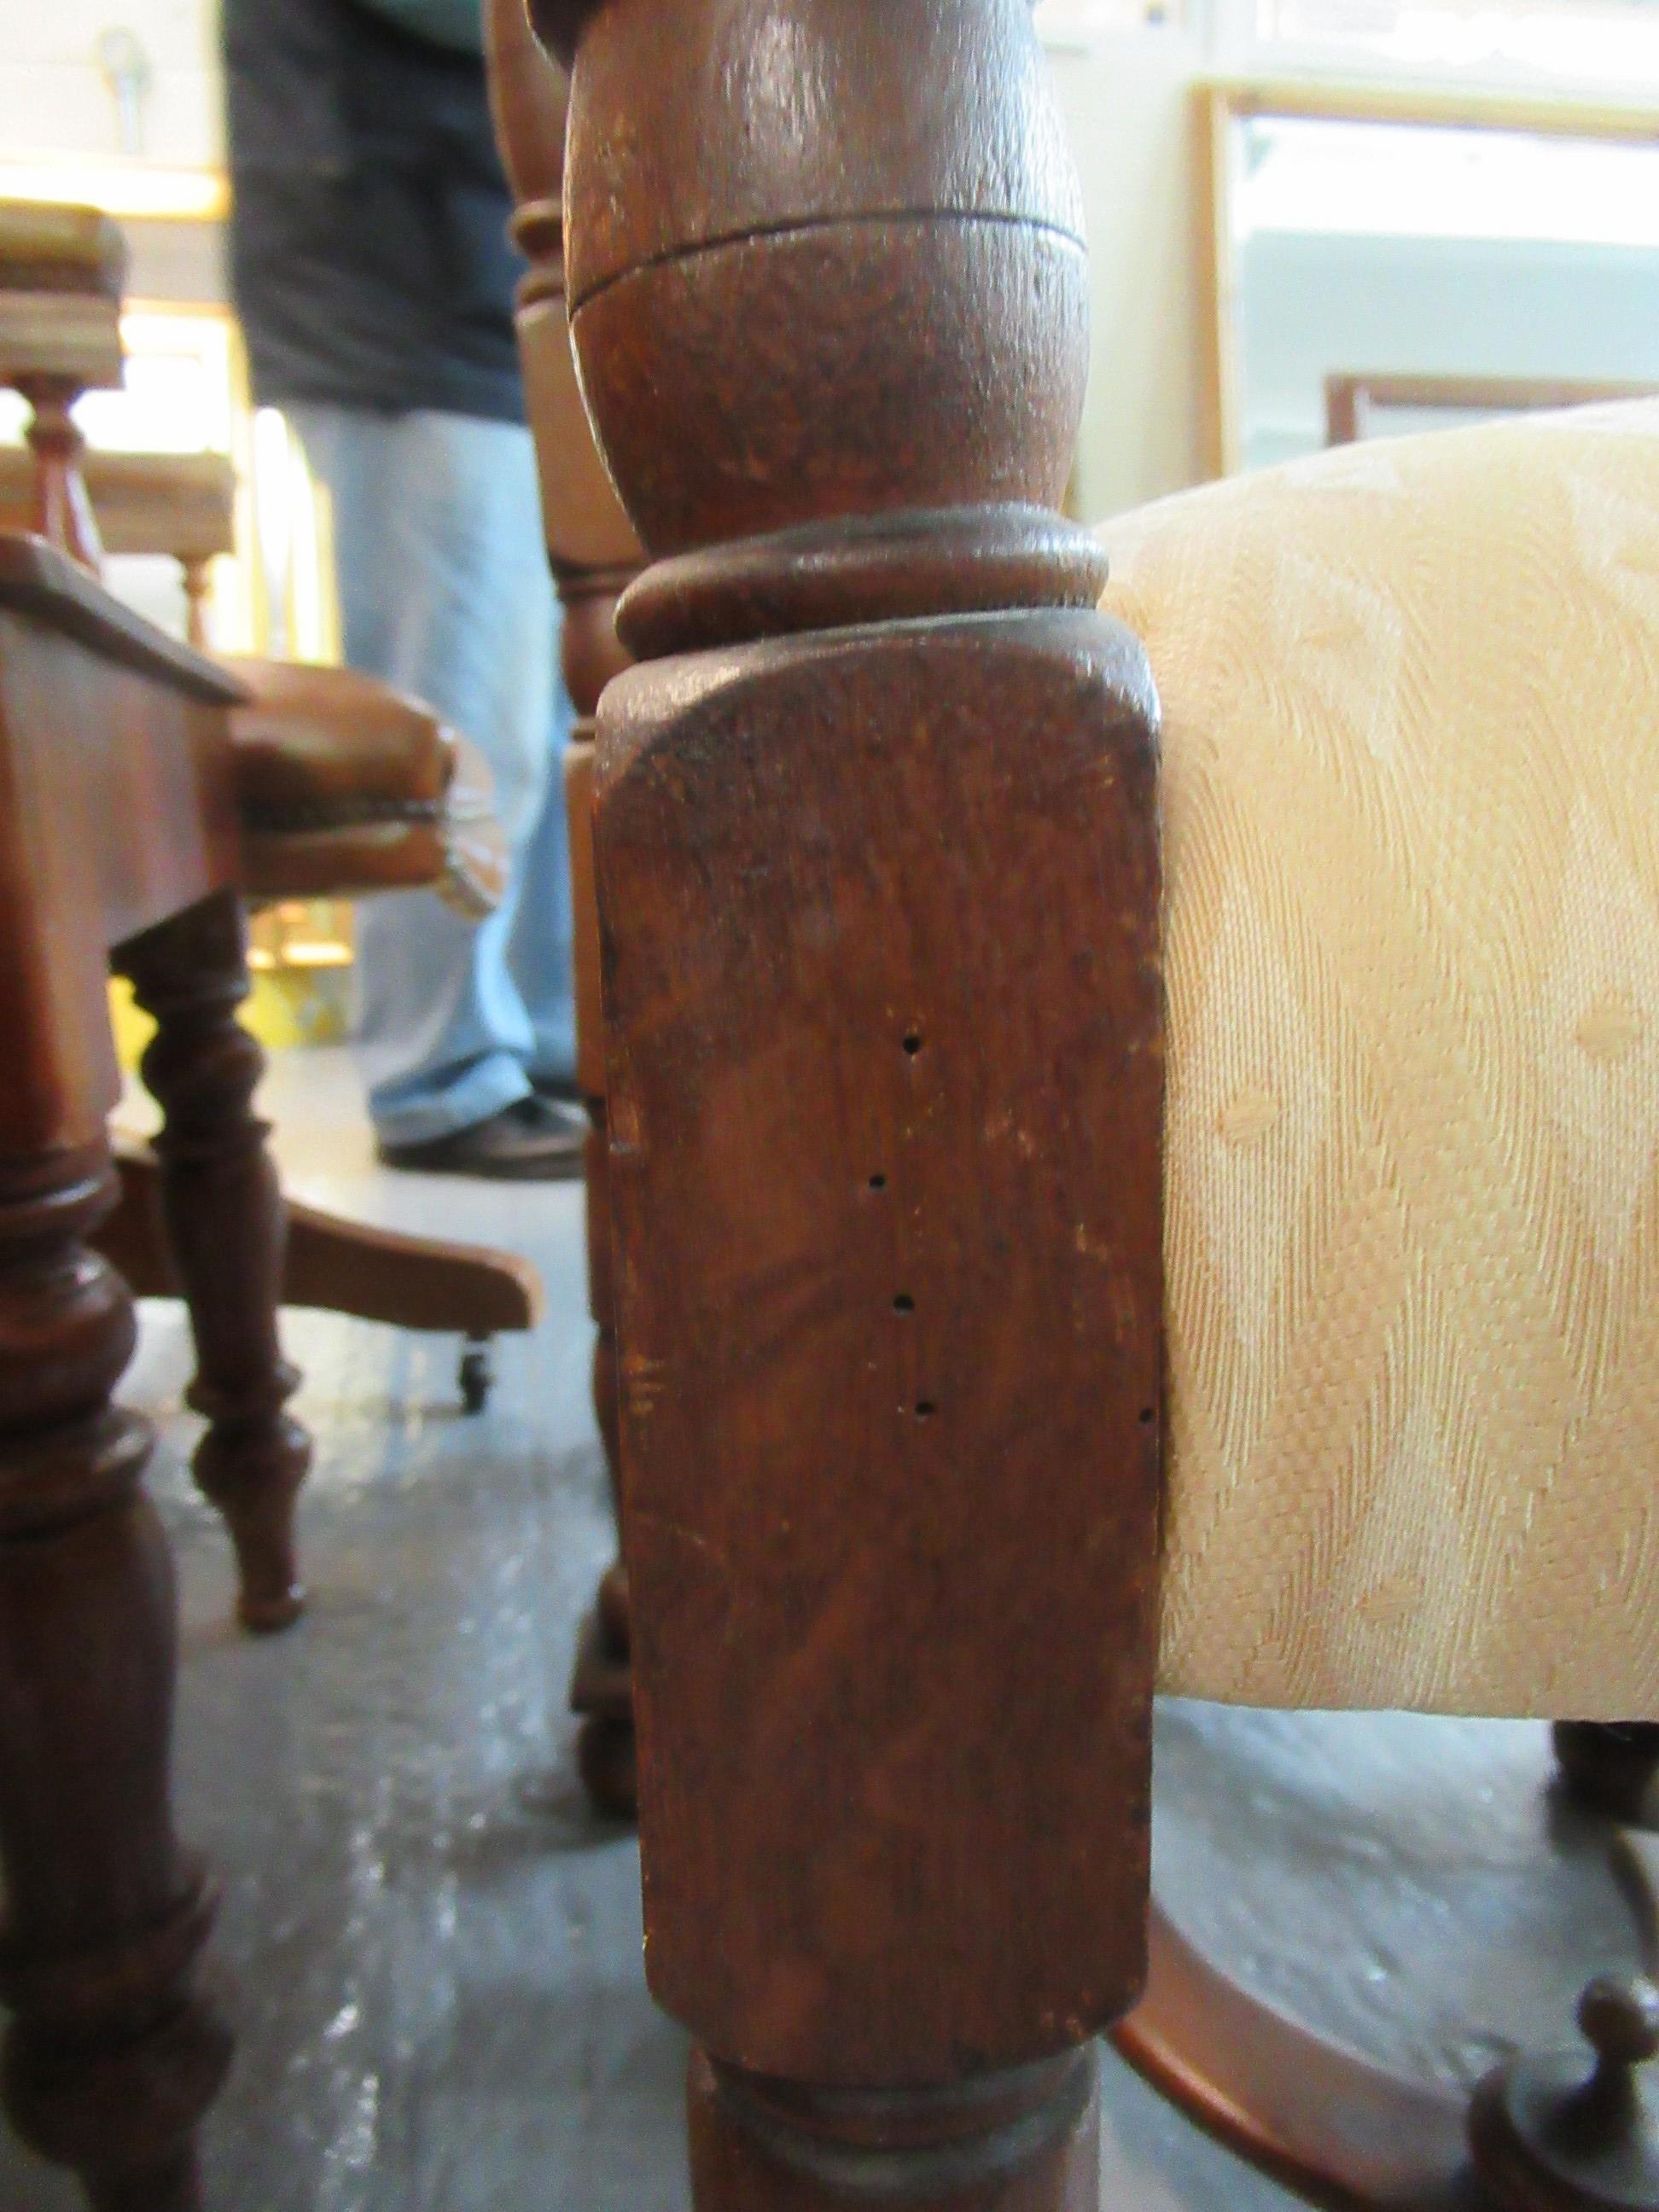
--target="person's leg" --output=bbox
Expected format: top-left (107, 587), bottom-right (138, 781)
top-left (287, 403), bottom-right (578, 1151)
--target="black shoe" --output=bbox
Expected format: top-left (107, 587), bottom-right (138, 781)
top-left (377, 1095), bottom-right (587, 1181)
top-left (531, 1073), bottom-right (585, 1109)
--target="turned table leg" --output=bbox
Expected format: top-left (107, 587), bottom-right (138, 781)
top-left (0, 1139), bottom-right (230, 2209)
top-left (114, 889), bottom-right (311, 1632)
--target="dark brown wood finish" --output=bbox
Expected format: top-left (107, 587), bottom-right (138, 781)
top-left (114, 892), bottom-right (312, 1633)
top-left (0, 1142), bottom-right (230, 2212)
top-left (485, 0), bottom-right (646, 1814)
top-left (3, 201), bottom-right (542, 1423)
top-left (1115, 1909), bottom-right (1474, 2212)
top-left (540, 1), bottom-right (1165, 2202)
top-left (0, 534), bottom-right (245, 2207)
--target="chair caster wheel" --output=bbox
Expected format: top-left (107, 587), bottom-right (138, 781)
top-left (1470, 1973), bottom-right (1659, 2209)
top-left (577, 1716), bottom-right (637, 1820)
top-left (458, 1338), bottom-right (493, 1415)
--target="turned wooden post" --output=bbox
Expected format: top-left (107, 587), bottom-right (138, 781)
top-left (0, 1144), bottom-right (231, 2212)
top-left (538, 2), bottom-right (1166, 2203)
top-left (114, 891), bottom-right (311, 1631)
top-left (486, 0), bottom-right (646, 1813)
top-left (0, 205), bottom-right (127, 576)
top-left (0, 654), bottom-right (232, 2209)
top-left (179, 557), bottom-right (212, 651)
top-left (20, 383), bottom-right (103, 573)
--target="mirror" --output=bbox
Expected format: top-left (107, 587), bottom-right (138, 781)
top-left (1201, 85), bottom-right (1659, 474)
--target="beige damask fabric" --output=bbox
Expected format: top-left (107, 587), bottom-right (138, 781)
top-left (1101, 403), bottom-right (1659, 1718)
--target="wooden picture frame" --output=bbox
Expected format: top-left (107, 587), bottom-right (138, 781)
top-left (1196, 78), bottom-right (1659, 479)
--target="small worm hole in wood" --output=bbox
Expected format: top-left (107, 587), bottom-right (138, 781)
top-left (902, 1033), bottom-right (923, 1056)
top-left (893, 1294), bottom-right (915, 1313)
top-left (915, 1400), bottom-right (937, 1420)
top-left (1139, 1408), bottom-right (1155, 1424)
top-left (868, 1173), bottom-right (888, 1190)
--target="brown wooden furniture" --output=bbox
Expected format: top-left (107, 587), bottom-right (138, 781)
top-left (485, 0), bottom-right (644, 1813)
top-left (0, 446), bottom-right (234, 647)
top-left (522, 4), bottom-right (1659, 2209)
top-left (0, 201), bottom-right (122, 570)
top-left (0, 529), bottom-right (261, 2210)
top-left (1, 195), bottom-right (543, 1423)
top-left (110, 656), bottom-right (539, 1414)
top-left (531, 0), bottom-right (1160, 2203)
top-left (0, 202), bottom-right (544, 2203)
top-left (0, 509), bottom-right (533, 2209)
top-left (1325, 370), bottom-right (1659, 446)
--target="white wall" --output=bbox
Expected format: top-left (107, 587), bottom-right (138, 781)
top-left (1046, 26), bottom-right (1212, 522)
top-left (0, 6), bottom-right (1203, 516)
top-left (0, 0), bottom-right (222, 167)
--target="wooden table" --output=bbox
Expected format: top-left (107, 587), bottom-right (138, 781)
top-left (0, 530), bottom-right (303, 2210)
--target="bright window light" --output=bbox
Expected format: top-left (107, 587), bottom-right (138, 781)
top-left (1249, 0), bottom-right (1659, 91)
top-left (1238, 115), bottom-right (1659, 248)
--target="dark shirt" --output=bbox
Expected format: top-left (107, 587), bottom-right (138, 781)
top-left (223, 0), bottom-right (525, 423)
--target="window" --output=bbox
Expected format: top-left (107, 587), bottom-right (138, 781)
top-left (1231, 0), bottom-right (1659, 94)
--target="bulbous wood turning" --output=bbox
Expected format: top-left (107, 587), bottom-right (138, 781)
top-left (544, 0), bottom-right (1088, 555)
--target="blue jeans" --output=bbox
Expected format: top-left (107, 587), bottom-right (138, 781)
top-left (288, 404), bottom-right (575, 1144)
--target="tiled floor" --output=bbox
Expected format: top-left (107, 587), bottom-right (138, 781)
top-left (1, 1048), bottom-right (1642, 2209)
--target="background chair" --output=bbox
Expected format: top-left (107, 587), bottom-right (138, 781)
top-left (530, 1), bottom-right (1659, 2206)
top-left (0, 443), bottom-right (234, 647)
top-left (0, 188), bottom-right (564, 2209)
top-left (0, 527), bottom-right (275, 2211)
top-left (0, 195), bottom-right (542, 1449)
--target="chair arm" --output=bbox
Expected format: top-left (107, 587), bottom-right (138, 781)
top-left (222, 658), bottom-right (507, 917)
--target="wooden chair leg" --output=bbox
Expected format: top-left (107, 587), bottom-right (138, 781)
top-left (1555, 1721), bottom-right (1659, 1821)
top-left (101, 1139), bottom-right (540, 1347)
top-left (485, 0), bottom-right (649, 1807)
top-left (547, 3), bottom-right (1166, 2205)
top-left (570, 1110), bottom-right (637, 1813)
top-left (0, 1138), bottom-right (230, 2209)
top-left (114, 889), bottom-right (311, 1632)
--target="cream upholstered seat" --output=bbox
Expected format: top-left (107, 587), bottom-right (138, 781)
top-left (1102, 402), bottom-right (1659, 1720)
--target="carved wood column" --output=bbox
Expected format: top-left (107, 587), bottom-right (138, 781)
top-left (536, 3), bottom-right (1166, 2204)
top-left (0, 1141), bottom-right (230, 2210)
top-left (20, 382), bottom-right (103, 573)
top-left (486, 0), bottom-right (647, 1813)
top-left (114, 890), bottom-right (311, 1633)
